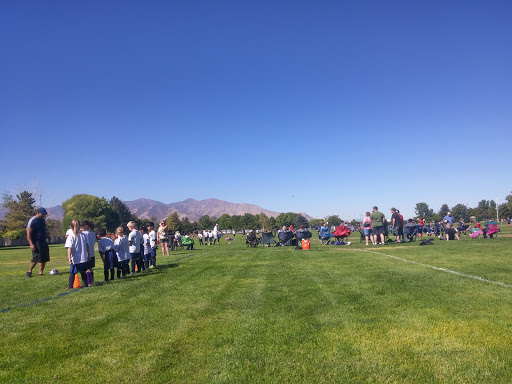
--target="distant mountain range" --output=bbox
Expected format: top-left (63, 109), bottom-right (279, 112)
top-left (0, 198), bottom-right (313, 223)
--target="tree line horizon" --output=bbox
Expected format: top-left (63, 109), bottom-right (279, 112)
top-left (2, 192), bottom-right (512, 240)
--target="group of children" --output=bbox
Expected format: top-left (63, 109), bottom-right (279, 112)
top-left (65, 220), bottom-right (158, 289)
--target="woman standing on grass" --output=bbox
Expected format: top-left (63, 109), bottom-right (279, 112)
top-left (157, 221), bottom-right (169, 257)
top-left (65, 220), bottom-right (90, 289)
top-left (362, 212), bottom-right (372, 246)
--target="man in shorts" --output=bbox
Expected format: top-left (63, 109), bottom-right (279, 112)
top-left (391, 208), bottom-right (403, 243)
top-left (370, 206), bottom-right (386, 245)
top-left (26, 207), bottom-right (50, 277)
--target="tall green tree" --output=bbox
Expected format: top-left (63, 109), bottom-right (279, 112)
top-left (241, 213), bottom-right (258, 229)
top-left (109, 196), bottom-right (133, 225)
top-left (166, 212), bottom-right (181, 232)
top-left (197, 215), bottom-right (213, 230)
top-left (62, 194), bottom-right (119, 232)
top-left (2, 191), bottom-right (36, 238)
top-left (295, 214), bottom-right (309, 228)
top-left (451, 204), bottom-right (468, 222)
top-left (309, 218), bottom-right (325, 229)
top-left (180, 217), bottom-right (195, 233)
top-left (276, 212), bottom-right (298, 228)
top-left (414, 202), bottom-right (434, 219)
top-left (268, 216), bottom-right (277, 230)
top-left (325, 215), bottom-right (342, 227)
top-left (230, 215), bottom-right (243, 231)
top-left (218, 214), bottom-right (231, 230)
top-left (438, 204), bottom-right (450, 218)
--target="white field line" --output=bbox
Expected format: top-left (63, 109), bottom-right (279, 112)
top-left (357, 249), bottom-right (512, 288)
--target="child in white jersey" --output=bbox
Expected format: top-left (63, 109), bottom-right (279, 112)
top-left (80, 220), bottom-right (96, 286)
top-left (127, 221), bottom-right (143, 273)
top-left (147, 222), bottom-right (157, 268)
top-left (140, 226), bottom-right (151, 270)
top-left (114, 226), bottom-right (130, 278)
top-left (65, 220), bottom-right (90, 289)
top-left (96, 227), bottom-right (116, 282)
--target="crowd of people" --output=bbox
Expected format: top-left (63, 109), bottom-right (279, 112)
top-left (24, 206), bottom-right (507, 284)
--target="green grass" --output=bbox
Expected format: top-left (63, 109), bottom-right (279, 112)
top-left (1, 226), bottom-right (512, 383)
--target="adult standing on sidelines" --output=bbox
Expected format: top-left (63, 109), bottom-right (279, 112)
top-left (26, 207), bottom-right (50, 277)
top-left (370, 206), bottom-right (386, 245)
top-left (443, 212), bottom-right (454, 225)
top-left (391, 208), bottom-right (403, 243)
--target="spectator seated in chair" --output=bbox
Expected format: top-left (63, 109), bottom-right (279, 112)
top-left (182, 233), bottom-right (195, 250)
top-left (278, 226), bottom-right (294, 246)
top-left (259, 230), bottom-right (276, 247)
top-left (246, 230), bottom-right (259, 247)
top-left (332, 221), bottom-right (351, 244)
top-left (318, 223), bottom-right (333, 245)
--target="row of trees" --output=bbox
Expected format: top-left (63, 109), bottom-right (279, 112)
top-left (3, 191), bottom-right (512, 239)
top-left (1, 191), bottom-right (61, 240)
top-left (164, 211), bottom-right (311, 233)
top-left (414, 194), bottom-right (512, 222)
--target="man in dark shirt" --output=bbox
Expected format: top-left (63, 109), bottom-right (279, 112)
top-left (444, 223), bottom-right (460, 241)
top-left (26, 208), bottom-right (50, 277)
top-left (391, 208), bottom-right (403, 243)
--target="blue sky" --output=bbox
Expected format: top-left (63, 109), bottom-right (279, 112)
top-left (1, 0), bottom-right (511, 220)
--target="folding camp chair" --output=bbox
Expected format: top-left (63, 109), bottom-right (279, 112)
top-left (295, 229), bottom-right (312, 247)
top-left (278, 230), bottom-right (294, 246)
top-left (246, 233), bottom-right (259, 247)
top-left (260, 232), bottom-right (276, 247)
top-left (486, 223), bottom-right (500, 238)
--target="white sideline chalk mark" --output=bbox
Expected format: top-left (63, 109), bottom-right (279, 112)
top-left (358, 249), bottom-right (512, 288)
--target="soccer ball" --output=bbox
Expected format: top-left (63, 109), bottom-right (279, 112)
top-left (346, 242), bottom-right (351, 245)
top-left (49, 269), bottom-right (59, 275)
top-left (228, 242), bottom-right (231, 245)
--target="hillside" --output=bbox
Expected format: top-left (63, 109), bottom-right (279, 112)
top-left (0, 198), bottom-right (313, 223)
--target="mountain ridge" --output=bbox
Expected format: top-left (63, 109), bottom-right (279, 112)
top-left (0, 198), bottom-right (314, 222)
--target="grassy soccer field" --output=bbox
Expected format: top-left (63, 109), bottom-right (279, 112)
top-left (1, 227), bottom-right (512, 383)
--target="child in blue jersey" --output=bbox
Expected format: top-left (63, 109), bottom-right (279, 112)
top-left (114, 226), bottom-right (130, 278)
top-left (127, 221), bottom-right (143, 274)
top-left (65, 220), bottom-right (90, 289)
top-left (147, 222), bottom-right (157, 268)
top-left (96, 227), bottom-right (117, 282)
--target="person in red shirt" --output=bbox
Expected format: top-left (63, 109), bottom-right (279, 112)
top-left (396, 209), bottom-right (404, 242)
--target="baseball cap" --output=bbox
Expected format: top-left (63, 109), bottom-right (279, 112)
top-left (37, 207), bottom-right (48, 215)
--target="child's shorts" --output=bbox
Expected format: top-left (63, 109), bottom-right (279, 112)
top-left (70, 262), bottom-right (88, 274)
top-left (103, 250), bottom-right (118, 270)
top-left (118, 259), bottom-right (129, 269)
top-left (130, 252), bottom-right (140, 260)
top-left (86, 257), bottom-right (96, 269)
top-left (143, 253), bottom-right (151, 262)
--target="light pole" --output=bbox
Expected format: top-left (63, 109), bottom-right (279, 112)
top-left (496, 198), bottom-right (499, 223)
